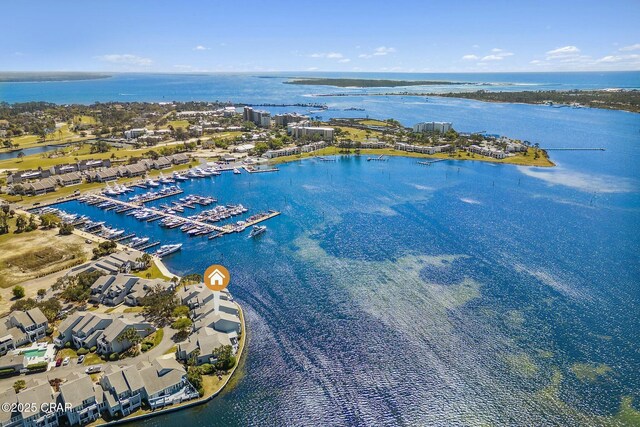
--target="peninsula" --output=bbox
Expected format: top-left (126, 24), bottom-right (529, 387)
top-left (0, 72), bottom-right (112, 83)
top-left (284, 77), bottom-right (469, 88)
top-left (315, 89), bottom-right (640, 113)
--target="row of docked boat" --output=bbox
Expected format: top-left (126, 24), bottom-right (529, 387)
top-left (190, 204), bottom-right (248, 224)
top-left (128, 185), bottom-right (183, 203)
top-left (103, 182), bottom-right (134, 196)
top-left (34, 206), bottom-right (89, 225)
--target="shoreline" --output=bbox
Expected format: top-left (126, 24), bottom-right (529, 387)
top-left (267, 147), bottom-right (556, 168)
top-left (89, 296), bottom-right (247, 427)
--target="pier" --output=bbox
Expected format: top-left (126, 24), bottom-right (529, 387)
top-left (243, 166), bottom-right (279, 173)
top-left (87, 194), bottom-right (280, 239)
top-left (418, 159), bottom-right (447, 165)
top-left (367, 155), bottom-right (387, 162)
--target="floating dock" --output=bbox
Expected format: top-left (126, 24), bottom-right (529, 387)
top-left (418, 159), bottom-right (447, 166)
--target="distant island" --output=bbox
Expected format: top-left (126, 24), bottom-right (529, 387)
top-left (0, 72), bottom-right (111, 83)
top-left (314, 89), bottom-right (640, 113)
top-left (429, 90), bottom-right (640, 114)
top-left (284, 77), bottom-right (468, 88)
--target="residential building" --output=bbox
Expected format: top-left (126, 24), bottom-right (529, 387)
top-left (24, 178), bottom-right (57, 196)
top-left (287, 121), bottom-right (334, 141)
top-left (8, 308), bottom-right (48, 343)
top-left (395, 142), bottom-right (451, 154)
top-left (55, 172), bottom-right (83, 187)
top-left (100, 365), bottom-right (145, 417)
top-left (273, 113), bottom-right (307, 127)
top-left (138, 357), bottom-right (197, 409)
top-left (263, 146), bottom-right (300, 159)
top-left (243, 107), bottom-right (271, 127)
top-left (169, 153), bottom-right (190, 164)
top-left (0, 353), bottom-right (26, 374)
top-left (123, 128), bottom-right (147, 140)
top-left (96, 318), bottom-right (154, 355)
top-left (177, 329), bottom-right (232, 365)
top-left (16, 380), bottom-right (59, 427)
top-left (67, 251), bottom-right (145, 276)
top-left (300, 141), bottom-right (327, 153)
top-left (77, 159), bottom-right (111, 171)
top-left (0, 387), bottom-right (20, 427)
top-left (87, 168), bottom-right (118, 182)
top-left (413, 121), bottom-right (453, 133)
top-left (49, 163), bottom-right (79, 175)
top-left (152, 156), bottom-right (172, 169)
top-left (89, 274), bottom-right (140, 306)
top-left (59, 373), bottom-right (105, 426)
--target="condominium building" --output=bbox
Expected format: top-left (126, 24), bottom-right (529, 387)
top-left (413, 121), bottom-right (453, 133)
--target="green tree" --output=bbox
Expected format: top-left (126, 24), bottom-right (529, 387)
top-left (172, 305), bottom-right (190, 318)
top-left (37, 289), bottom-right (46, 298)
top-left (141, 284), bottom-right (178, 325)
top-left (39, 212), bottom-right (61, 229)
top-left (59, 223), bottom-right (74, 235)
top-left (117, 327), bottom-right (144, 352)
top-left (15, 214), bottom-right (27, 232)
top-left (172, 317), bottom-right (192, 337)
top-left (212, 345), bottom-right (236, 371)
top-left (13, 380), bottom-right (26, 393)
top-left (13, 286), bottom-right (25, 299)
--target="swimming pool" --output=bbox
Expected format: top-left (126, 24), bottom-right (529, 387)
top-left (22, 349), bottom-right (46, 358)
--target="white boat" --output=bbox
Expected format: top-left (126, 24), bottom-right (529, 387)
top-left (154, 243), bottom-right (183, 257)
top-left (173, 172), bottom-right (189, 181)
top-left (146, 178), bottom-right (160, 187)
top-left (249, 225), bottom-right (267, 237)
top-left (233, 168), bottom-right (241, 175)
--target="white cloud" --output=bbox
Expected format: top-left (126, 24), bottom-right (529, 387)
top-left (193, 45), bottom-right (209, 51)
top-left (373, 46), bottom-right (395, 56)
top-left (310, 52), bottom-right (344, 59)
top-left (546, 45), bottom-right (580, 59)
top-left (96, 54), bottom-right (152, 66)
top-left (462, 54), bottom-right (479, 60)
top-left (359, 46), bottom-right (396, 59)
top-left (472, 44), bottom-right (480, 48)
top-left (619, 43), bottom-right (640, 52)
top-left (338, 58), bottom-right (351, 63)
top-left (478, 48), bottom-right (513, 62)
top-left (596, 54), bottom-right (640, 63)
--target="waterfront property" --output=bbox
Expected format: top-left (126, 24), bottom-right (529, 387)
top-left (176, 285), bottom-right (241, 365)
top-left (0, 308), bottom-right (48, 355)
top-left (395, 142), bottom-right (452, 154)
top-left (287, 121), bottom-right (334, 141)
top-left (54, 311), bottom-right (154, 355)
top-left (413, 121), bottom-right (453, 133)
top-left (243, 106), bottom-right (271, 127)
top-left (67, 251), bottom-right (146, 276)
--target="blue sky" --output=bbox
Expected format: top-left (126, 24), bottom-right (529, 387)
top-left (1, 0), bottom-right (639, 73)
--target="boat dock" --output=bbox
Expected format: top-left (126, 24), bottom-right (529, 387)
top-left (87, 194), bottom-right (280, 239)
top-left (243, 166), bottom-right (279, 173)
top-left (418, 159), bottom-right (447, 165)
top-left (113, 233), bottom-right (135, 242)
top-left (367, 155), bottom-right (387, 161)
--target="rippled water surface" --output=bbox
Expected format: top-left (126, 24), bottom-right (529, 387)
top-left (36, 72), bottom-right (640, 426)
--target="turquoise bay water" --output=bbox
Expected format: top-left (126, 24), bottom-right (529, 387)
top-left (11, 72), bottom-right (639, 425)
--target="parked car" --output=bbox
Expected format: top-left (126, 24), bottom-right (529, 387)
top-left (55, 358), bottom-right (62, 367)
top-left (77, 355), bottom-right (85, 364)
top-left (85, 365), bottom-right (102, 374)
top-left (62, 357), bottom-right (70, 366)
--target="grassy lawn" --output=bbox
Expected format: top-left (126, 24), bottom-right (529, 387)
top-left (83, 353), bottom-right (102, 366)
top-left (2, 125), bottom-right (78, 150)
top-left (56, 348), bottom-right (78, 359)
top-left (268, 146), bottom-right (554, 167)
top-left (134, 262), bottom-right (171, 280)
top-left (123, 306), bottom-right (144, 313)
top-left (336, 126), bottom-right (384, 141)
top-left (163, 345), bottom-right (177, 355)
top-left (357, 119), bottom-right (393, 127)
top-left (0, 222), bottom-right (88, 288)
top-left (165, 120), bottom-right (190, 130)
top-left (73, 115), bottom-right (97, 125)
